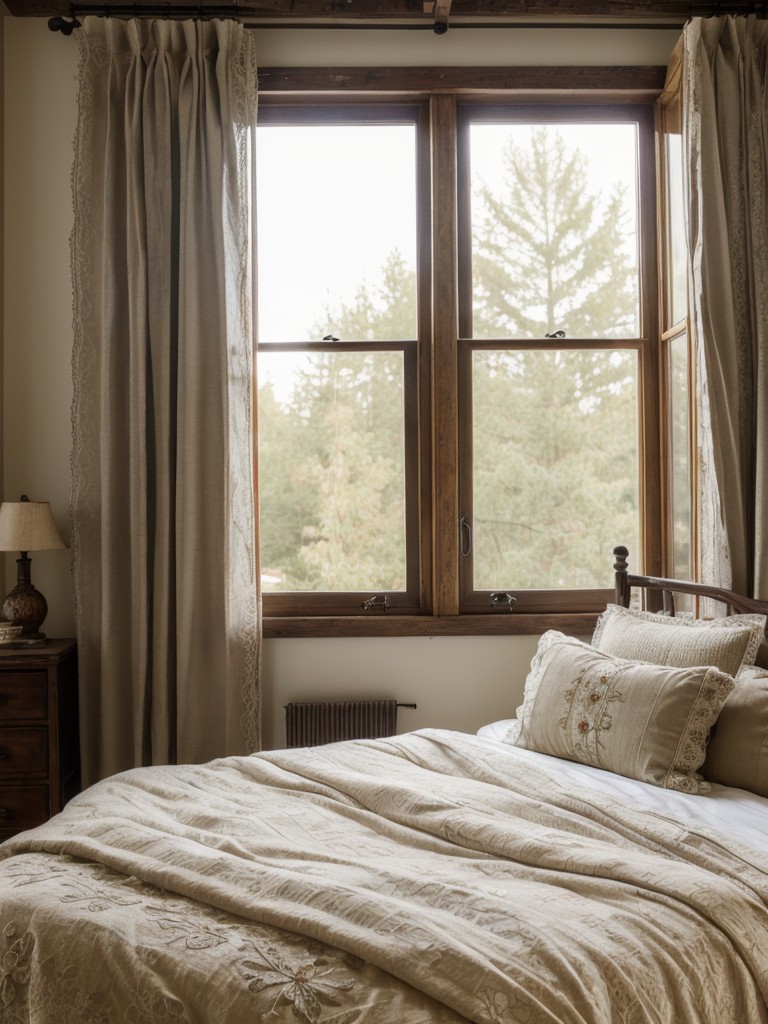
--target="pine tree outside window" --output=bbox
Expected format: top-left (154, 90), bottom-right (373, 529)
top-left (458, 108), bottom-right (648, 611)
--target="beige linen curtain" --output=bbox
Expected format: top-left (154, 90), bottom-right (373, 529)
top-left (682, 15), bottom-right (768, 599)
top-left (71, 16), bottom-right (260, 785)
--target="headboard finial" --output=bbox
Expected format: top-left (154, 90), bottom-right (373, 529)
top-left (613, 545), bottom-right (630, 607)
top-left (613, 545), bottom-right (629, 573)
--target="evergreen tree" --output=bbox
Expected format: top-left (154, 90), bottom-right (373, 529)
top-left (472, 127), bottom-right (637, 339)
top-left (470, 126), bottom-right (639, 588)
top-left (258, 252), bottom-right (414, 591)
top-left (258, 128), bottom-right (640, 592)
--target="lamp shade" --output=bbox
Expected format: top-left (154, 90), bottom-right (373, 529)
top-left (0, 498), bottom-right (67, 552)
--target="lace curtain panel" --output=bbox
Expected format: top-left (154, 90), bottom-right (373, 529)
top-left (71, 16), bottom-right (261, 786)
top-left (683, 15), bottom-right (768, 599)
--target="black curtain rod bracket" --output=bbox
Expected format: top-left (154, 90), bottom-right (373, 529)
top-left (48, 14), bottom-right (82, 32)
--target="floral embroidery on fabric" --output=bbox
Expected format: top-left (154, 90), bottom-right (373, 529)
top-left (0, 922), bottom-right (34, 1009)
top-left (143, 904), bottom-right (232, 951)
top-left (239, 944), bottom-right (356, 1023)
top-left (561, 669), bottom-right (624, 765)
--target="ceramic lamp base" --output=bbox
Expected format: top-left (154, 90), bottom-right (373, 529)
top-left (3, 555), bottom-right (48, 638)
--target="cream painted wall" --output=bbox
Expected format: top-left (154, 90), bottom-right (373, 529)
top-left (250, 24), bottom-right (679, 68)
top-left (3, 17), bottom-right (679, 750)
top-left (262, 633), bottom-right (541, 747)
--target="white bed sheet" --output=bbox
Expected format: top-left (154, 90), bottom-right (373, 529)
top-left (478, 719), bottom-right (768, 855)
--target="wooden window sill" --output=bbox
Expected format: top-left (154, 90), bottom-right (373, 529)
top-left (263, 613), bottom-right (599, 639)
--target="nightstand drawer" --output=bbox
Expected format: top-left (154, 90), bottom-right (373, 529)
top-left (0, 728), bottom-right (48, 776)
top-left (0, 673), bottom-right (48, 720)
top-left (0, 641), bottom-right (78, 838)
top-left (0, 785), bottom-right (49, 831)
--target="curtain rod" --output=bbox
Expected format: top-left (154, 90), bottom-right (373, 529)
top-left (47, 4), bottom-right (767, 34)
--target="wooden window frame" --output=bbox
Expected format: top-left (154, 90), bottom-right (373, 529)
top-left (259, 341), bottom-right (424, 616)
top-left (256, 66), bottom-right (667, 638)
top-left (256, 101), bottom-right (432, 619)
top-left (655, 99), bottom-right (697, 581)
top-left (455, 102), bottom-right (661, 614)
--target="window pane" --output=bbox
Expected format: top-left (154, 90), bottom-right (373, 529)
top-left (468, 123), bottom-right (639, 339)
top-left (258, 350), bottom-right (407, 592)
top-left (669, 333), bottom-right (692, 578)
top-left (665, 133), bottom-right (687, 329)
top-left (472, 348), bottom-right (639, 589)
top-left (256, 124), bottom-right (418, 343)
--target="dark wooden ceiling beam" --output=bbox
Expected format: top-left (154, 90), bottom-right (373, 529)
top-left (9, 0), bottom-right (764, 19)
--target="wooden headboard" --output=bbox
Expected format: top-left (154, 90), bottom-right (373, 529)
top-left (612, 545), bottom-right (768, 619)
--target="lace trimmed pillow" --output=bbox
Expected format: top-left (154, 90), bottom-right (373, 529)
top-left (507, 631), bottom-right (735, 793)
top-left (592, 603), bottom-right (766, 678)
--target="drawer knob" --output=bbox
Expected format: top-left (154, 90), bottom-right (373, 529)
top-left (0, 748), bottom-right (8, 760)
top-left (0, 808), bottom-right (9, 819)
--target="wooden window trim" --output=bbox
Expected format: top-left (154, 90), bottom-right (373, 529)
top-left (430, 93), bottom-right (460, 616)
top-left (257, 68), bottom-right (667, 637)
top-left (656, 94), bottom-right (696, 580)
top-left (257, 66), bottom-right (666, 100)
top-left (263, 612), bottom-right (601, 639)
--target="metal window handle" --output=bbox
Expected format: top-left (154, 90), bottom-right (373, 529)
top-left (361, 594), bottom-right (388, 613)
top-left (460, 516), bottom-right (472, 557)
top-left (490, 592), bottom-right (518, 612)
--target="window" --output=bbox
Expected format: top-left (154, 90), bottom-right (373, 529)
top-left (255, 72), bottom-right (665, 633)
top-left (658, 100), bottom-right (694, 583)
top-left (457, 108), bottom-right (648, 612)
top-left (256, 104), bottom-right (428, 616)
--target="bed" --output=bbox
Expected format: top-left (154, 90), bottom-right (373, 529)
top-left (2, 546), bottom-right (768, 1024)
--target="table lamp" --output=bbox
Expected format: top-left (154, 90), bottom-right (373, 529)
top-left (0, 495), bottom-right (67, 638)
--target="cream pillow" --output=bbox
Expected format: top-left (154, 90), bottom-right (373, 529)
top-left (510, 631), bottom-right (735, 793)
top-left (592, 604), bottom-right (765, 678)
top-left (703, 665), bottom-right (768, 796)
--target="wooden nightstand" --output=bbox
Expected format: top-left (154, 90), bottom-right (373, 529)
top-left (0, 639), bottom-right (79, 841)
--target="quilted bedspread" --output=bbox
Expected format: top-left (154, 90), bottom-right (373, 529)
top-left (1, 729), bottom-right (768, 1023)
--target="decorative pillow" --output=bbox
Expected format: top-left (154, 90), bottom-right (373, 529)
top-left (592, 603), bottom-right (766, 678)
top-left (509, 631), bottom-right (735, 793)
top-left (703, 664), bottom-right (768, 796)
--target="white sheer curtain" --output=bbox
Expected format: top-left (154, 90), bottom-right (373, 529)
top-left (71, 16), bottom-right (261, 785)
top-left (682, 15), bottom-right (768, 599)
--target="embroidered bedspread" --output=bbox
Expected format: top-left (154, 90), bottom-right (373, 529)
top-left (1, 729), bottom-right (768, 1024)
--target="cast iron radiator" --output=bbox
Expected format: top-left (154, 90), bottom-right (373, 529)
top-left (284, 699), bottom-right (414, 748)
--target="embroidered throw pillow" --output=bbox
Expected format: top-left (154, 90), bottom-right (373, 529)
top-left (703, 664), bottom-right (768, 796)
top-left (509, 631), bottom-right (735, 793)
top-left (592, 604), bottom-right (765, 678)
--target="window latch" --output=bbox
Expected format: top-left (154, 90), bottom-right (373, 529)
top-left (490, 592), bottom-right (518, 613)
top-left (361, 594), bottom-right (388, 614)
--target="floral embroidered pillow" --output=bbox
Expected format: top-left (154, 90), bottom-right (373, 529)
top-left (510, 631), bottom-right (735, 793)
top-left (592, 603), bottom-right (765, 678)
